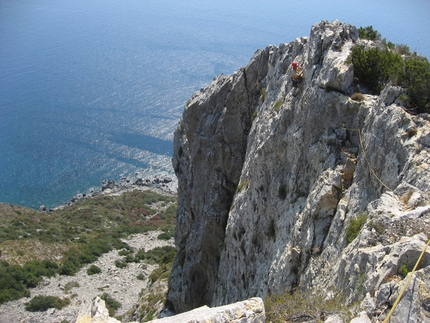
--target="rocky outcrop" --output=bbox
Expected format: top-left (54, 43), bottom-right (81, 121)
top-left (153, 297), bottom-right (264, 323)
top-left (75, 297), bottom-right (264, 323)
top-left (75, 297), bottom-right (125, 323)
top-left (169, 20), bottom-right (430, 322)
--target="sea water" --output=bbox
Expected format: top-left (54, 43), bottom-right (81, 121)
top-left (1, 0), bottom-right (429, 209)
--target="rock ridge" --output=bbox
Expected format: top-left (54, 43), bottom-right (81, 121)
top-left (168, 20), bottom-right (430, 322)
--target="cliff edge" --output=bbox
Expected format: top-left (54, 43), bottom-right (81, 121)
top-left (169, 20), bottom-right (430, 322)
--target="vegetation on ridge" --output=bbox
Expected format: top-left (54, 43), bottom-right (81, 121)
top-left (350, 25), bottom-right (430, 113)
top-left (0, 190), bottom-right (177, 305)
top-left (265, 287), bottom-right (358, 323)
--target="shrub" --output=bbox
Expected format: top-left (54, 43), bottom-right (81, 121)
top-left (115, 260), bottom-right (127, 268)
top-left (0, 269), bottom-right (31, 304)
top-left (349, 45), bottom-right (403, 94)
top-left (25, 295), bottom-right (70, 312)
top-left (265, 287), bottom-right (356, 323)
top-left (0, 259), bottom-right (62, 305)
top-left (149, 263), bottom-right (171, 284)
top-left (400, 264), bottom-right (410, 277)
top-left (118, 249), bottom-right (133, 256)
top-left (346, 212), bottom-right (368, 245)
top-left (59, 259), bottom-right (79, 276)
top-left (358, 25), bottom-right (381, 40)
top-left (87, 265), bottom-right (102, 275)
top-left (394, 44), bottom-right (410, 55)
top-left (99, 293), bottom-right (121, 316)
top-left (157, 231), bottom-right (173, 240)
top-left (350, 27), bottom-right (430, 113)
top-left (139, 246), bottom-right (176, 265)
top-left (399, 55), bottom-right (430, 112)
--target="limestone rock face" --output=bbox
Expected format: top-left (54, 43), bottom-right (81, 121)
top-left (168, 20), bottom-right (430, 322)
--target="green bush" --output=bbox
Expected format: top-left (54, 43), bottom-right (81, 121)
top-left (59, 259), bottom-right (79, 276)
top-left (115, 260), bottom-right (127, 268)
top-left (0, 266), bottom-right (31, 304)
top-left (349, 45), bottom-right (403, 94)
top-left (99, 293), bottom-right (121, 316)
top-left (0, 260), bottom-right (61, 304)
top-left (157, 231), bottom-right (173, 240)
top-left (87, 265), bottom-right (102, 275)
top-left (149, 263), bottom-right (171, 284)
top-left (358, 25), bottom-right (381, 40)
top-left (138, 246), bottom-right (176, 265)
top-left (400, 264), bottom-right (410, 277)
top-left (400, 55), bottom-right (430, 112)
top-left (346, 212), bottom-right (368, 245)
top-left (351, 26), bottom-right (430, 113)
top-left (25, 295), bottom-right (70, 312)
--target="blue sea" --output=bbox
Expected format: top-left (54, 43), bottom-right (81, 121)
top-left (1, 0), bottom-right (429, 209)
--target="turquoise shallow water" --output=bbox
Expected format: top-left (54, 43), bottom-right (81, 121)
top-left (1, 0), bottom-right (429, 209)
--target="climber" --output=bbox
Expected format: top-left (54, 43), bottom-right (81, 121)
top-left (291, 61), bottom-right (303, 87)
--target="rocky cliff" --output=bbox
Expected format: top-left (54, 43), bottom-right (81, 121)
top-left (168, 20), bottom-right (430, 321)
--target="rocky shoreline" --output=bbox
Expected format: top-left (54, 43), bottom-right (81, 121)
top-left (42, 175), bottom-right (177, 212)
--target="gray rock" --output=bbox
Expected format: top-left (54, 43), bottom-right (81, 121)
top-left (167, 19), bottom-right (430, 322)
top-left (324, 314), bottom-right (345, 323)
top-left (350, 311), bottom-right (371, 323)
top-left (152, 297), bottom-right (265, 323)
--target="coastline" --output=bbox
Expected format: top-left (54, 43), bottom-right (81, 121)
top-left (49, 175), bottom-right (177, 212)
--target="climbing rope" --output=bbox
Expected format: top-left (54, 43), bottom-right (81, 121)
top-left (291, 75), bottom-right (428, 322)
top-left (336, 123), bottom-right (429, 321)
top-left (357, 128), bottom-right (393, 192)
top-left (383, 238), bottom-right (430, 323)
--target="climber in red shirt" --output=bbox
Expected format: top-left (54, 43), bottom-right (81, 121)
top-left (291, 61), bottom-right (303, 87)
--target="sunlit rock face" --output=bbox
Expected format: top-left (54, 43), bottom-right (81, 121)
top-left (168, 20), bottom-right (430, 323)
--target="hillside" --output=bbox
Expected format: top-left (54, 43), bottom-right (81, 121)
top-left (0, 188), bottom-right (177, 322)
top-left (168, 20), bottom-right (430, 322)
